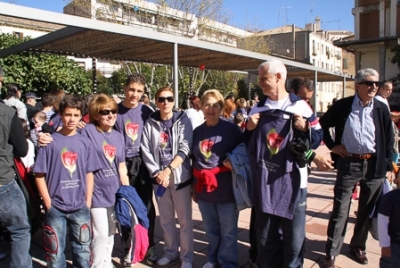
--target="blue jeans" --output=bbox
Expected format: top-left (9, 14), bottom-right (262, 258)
top-left (43, 206), bottom-right (91, 268)
top-left (380, 243), bottom-right (400, 268)
top-left (256, 188), bottom-right (307, 268)
top-left (0, 180), bottom-right (32, 268)
top-left (198, 200), bottom-right (238, 268)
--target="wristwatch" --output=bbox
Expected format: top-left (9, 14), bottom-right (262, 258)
top-left (167, 164), bottom-right (175, 173)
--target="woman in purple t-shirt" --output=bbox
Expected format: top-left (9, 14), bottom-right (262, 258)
top-left (192, 89), bottom-right (243, 268)
top-left (81, 94), bottom-right (130, 268)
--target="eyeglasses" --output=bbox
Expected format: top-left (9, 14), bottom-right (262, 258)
top-left (157, 96), bottom-right (174, 103)
top-left (358, 81), bottom-right (382, 87)
top-left (203, 103), bottom-right (221, 109)
top-left (98, 109), bottom-right (117, 115)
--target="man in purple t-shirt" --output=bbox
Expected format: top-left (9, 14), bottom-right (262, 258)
top-left (114, 73), bottom-right (158, 265)
top-left (34, 95), bottom-right (101, 268)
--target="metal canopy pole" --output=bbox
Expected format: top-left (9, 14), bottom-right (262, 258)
top-left (314, 70), bottom-right (318, 116)
top-left (173, 43), bottom-right (179, 108)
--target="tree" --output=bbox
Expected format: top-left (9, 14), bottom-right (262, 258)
top-left (391, 45), bottom-right (400, 69)
top-left (0, 33), bottom-right (92, 96)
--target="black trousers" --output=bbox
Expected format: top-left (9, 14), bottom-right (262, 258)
top-left (325, 156), bottom-right (384, 257)
top-left (124, 156), bottom-right (156, 248)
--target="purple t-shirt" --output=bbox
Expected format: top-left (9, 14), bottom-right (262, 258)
top-left (48, 113), bottom-right (63, 131)
top-left (33, 132), bottom-right (101, 212)
top-left (192, 120), bottom-right (242, 204)
top-left (379, 189), bottom-right (400, 242)
top-left (114, 102), bottom-right (153, 158)
top-left (81, 124), bottom-right (126, 208)
top-left (159, 118), bottom-right (173, 167)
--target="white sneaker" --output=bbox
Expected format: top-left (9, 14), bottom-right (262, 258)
top-left (181, 261), bottom-right (193, 268)
top-left (202, 262), bottom-right (215, 268)
top-left (157, 256), bottom-right (172, 266)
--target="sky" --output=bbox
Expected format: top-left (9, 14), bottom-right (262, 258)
top-left (0, 0), bottom-right (355, 32)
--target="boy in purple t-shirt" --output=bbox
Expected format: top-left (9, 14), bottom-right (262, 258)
top-left (34, 95), bottom-right (101, 268)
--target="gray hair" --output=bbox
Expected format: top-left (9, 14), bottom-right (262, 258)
top-left (354, 68), bottom-right (379, 83)
top-left (259, 59), bottom-right (287, 81)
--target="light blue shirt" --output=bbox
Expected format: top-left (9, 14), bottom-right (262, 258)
top-left (342, 94), bottom-right (376, 154)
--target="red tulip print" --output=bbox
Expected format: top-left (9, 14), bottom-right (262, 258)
top-left (103, 141), bottom-right (116, 165)
top-left (159, 132), bottom-right (168, 150)
top-left (200, 139), bottom-right (214, 161)
top-left (61, 147), bottom-right (78, 177)
top-left (266, 129), bottom-right (284, 158)
top-left (125, 120), bottom-right (139, 142)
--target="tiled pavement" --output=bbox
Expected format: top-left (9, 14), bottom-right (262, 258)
top-left (0, 145), bottom-right (381, 268)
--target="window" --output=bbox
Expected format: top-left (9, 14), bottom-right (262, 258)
top-left (13, 31), bottom-right (23, 39)
top-left (343, 58), bottom-right (348, 69)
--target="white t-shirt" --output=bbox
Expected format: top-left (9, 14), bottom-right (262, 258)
top-left (21, 139), bottom-right (35, 170)
top-left (186, 108), bottom-right (204, 130)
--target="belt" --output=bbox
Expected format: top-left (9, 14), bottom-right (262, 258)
top-left (348, 153), bottom-right (375, 160)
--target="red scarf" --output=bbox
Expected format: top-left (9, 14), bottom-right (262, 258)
top-left (193, 166), bottom-right (230, 193)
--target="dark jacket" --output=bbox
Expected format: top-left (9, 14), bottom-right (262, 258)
top-left (115, 185), bottom-right (149, 229)
top-left (0, 102), bottom-right (28, 185)
top-left (319, 96), bottom-right (393, 177)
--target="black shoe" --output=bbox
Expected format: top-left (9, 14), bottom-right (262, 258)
top-left (350, 248), bottom-right (368, 265)
top-left (323, 255), bottom-right (335, 268)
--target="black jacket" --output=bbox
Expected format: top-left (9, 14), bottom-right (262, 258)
top-left (319, 96), bottom-right (393, 177)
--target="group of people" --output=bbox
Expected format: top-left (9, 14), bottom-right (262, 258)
top-left (0, 58), bottom-right (399, 268)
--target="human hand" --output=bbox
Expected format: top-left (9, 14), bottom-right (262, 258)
top-left (381, 247), bottom-right (391, 257)
top-left (293, 114), bottom-right (307, 132)
top-left (312, 154), bottom-right (334, 171)
top-left (246, 113), bottom-right (260, 131)
top-left (77, 121), bottom-right (87, 129)
top-left (38, 133), bottom-right (53, 146)
top-left (331, 144), bottom-right (349, 158)
top-left (222, 159), bottom-right (233, 170)
top-left (156, 169), bottom-right (170, 188)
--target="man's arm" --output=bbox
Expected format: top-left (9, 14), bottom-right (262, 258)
top-left (9, 113), bottom-right (28, 157)
top-left (35, 173), bottom-right (51, 210)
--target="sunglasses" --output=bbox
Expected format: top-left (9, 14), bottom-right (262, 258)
top-left (358, 81), bottom-right (382, 87)
top-left (98, 109), bottom-right (117, 115)
top-left (157, 96), bottom-right (174, 103)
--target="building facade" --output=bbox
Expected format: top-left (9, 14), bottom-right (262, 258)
top-left (243, 19), bottom-right (355, 112)
top-left (335, 0), bottom-right (399, 80)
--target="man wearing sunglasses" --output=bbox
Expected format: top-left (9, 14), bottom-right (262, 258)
top-left (320, 68), bottom-right (394, 267)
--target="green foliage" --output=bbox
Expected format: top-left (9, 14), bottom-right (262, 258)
top-left (0, 33), bottom-right (92, 96)
top-left (391, 45), bottom-right (400, 69)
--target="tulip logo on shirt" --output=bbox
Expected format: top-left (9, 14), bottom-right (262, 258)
top-left (266, 129), bottom-right (284, 158)
top-left (125, 120), bottom-right (139, 142)
top-left (159, 132), bottom-right (168, 150)
top-left (103, 141), bottom-right (116, 165)
top-left (61, 147), bottom-right (78, 177)
top-left (200, 139), bottom-right (214, 161)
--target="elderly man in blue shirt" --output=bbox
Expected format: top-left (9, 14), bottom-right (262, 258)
top-left (320, 68), bottom-right (394, 268)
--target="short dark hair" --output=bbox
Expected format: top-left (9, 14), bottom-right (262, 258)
top-left (291, 77), bottom-right (314, 94)
top-left (41, 93), bottom-right (53, 107)
top-left (58, 95), bottom-right (83, 115)
top-left (6, 83), bottom-right (20, 98)
top-left (125, 73), bottom-right (146, 86)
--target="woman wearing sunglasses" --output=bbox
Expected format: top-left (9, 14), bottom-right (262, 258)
top-left (141, 86), bottom-right (194, 268)
top-left (80, 94), bottom-right (130, 268)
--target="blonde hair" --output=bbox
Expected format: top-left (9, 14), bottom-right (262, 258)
top-left (201, 89), bottom-right (224, 110)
